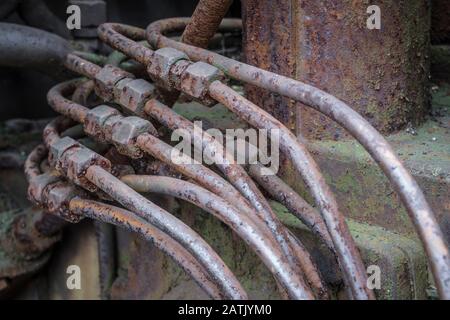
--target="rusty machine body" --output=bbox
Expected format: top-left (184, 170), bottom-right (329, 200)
top-left (0, 0), bottom-right (449, 300)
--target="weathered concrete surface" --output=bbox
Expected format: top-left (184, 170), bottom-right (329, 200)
top-left (242, 0), bottom-right (431, 139)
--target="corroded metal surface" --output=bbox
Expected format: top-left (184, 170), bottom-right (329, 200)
top-left (181, 0), bottom-right (233, 48)
top-left (242, 0), bottom-right (430, 139)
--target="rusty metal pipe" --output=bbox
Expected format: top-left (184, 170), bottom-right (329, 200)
top-left (84, 165), bottom-right (247, 299)
top-left (97, 23), bottom-right (153, 65)
top-left (45, 83), bottom-right (324, 297)
top-left (147, 19), bottom-right (450, 298)
top-left (43, 117), bottom-right (75, 149)
top-left (181, 0), bottom-right (233, 48)
top-left (65, 54), bottom-right (102, 79)
top-left (69, 199), bottom-right (225, 299)
top-left (24, 144), bottom-right (48, 182)
top-left (47, 79), bottom-right (90, 123)
top-left (121, 174), bottom-right (315, 299)
top-left (137, 134), bottom-right (260, 220)
top-left (144, 99), bottom-right (311, 281)
top-left (47, 83), bottom-right (310, 297)
top-left (72, 80), bottom-right (96, 106)
top-left (24, 145), bottom-right (68, 237)
top-left (249, 163), bottom-right (335, 252)
top-left (208, 81), bottom-right (373, 300)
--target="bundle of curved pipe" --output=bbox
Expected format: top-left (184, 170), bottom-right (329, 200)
top-left (20, 0), bottom-right (450, 300)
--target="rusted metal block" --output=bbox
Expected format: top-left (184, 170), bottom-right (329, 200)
top-left (242, 0), bottom-right (431, 139)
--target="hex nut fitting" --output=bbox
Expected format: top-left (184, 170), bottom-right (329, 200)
top-left (147, 47), bottom-right (189, 88)
top-left (113, 78), bottom-right (134, 102)
top-left (27, 172), bottom-right (60, 205)
top-left (180, 62), bottom-right (225, 106)
top-left (84, 105), bottom-right (120, 142)
top-left (111, 116), bottom-right (157, 158)
top-left (49, 137), bottom-right (80, 170)
top-left (94, 65), bottom-right (134, 101)
top-left (102, 114), bottom-right (124, 142)
top-left (60, 146), bottom-right (111, 192)
top-left (118, 79), bottom-right (156, 116)
top-left (44, 181), bottom-right (85, 223)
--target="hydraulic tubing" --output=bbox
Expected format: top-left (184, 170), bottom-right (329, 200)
top-left (92, 27), bottom-right (332, 282)
top-left (61, 52), bottom-right (316, 291)
top-left (121, 174), bottom-right (315, 299)
top-left (249, 163), bottom-right (334, 252)
top-left (84, 165), bottom-right (247, 299)
top-left (146, 18), bottom-right (450, 299)
top-left (24, 144), bottom-right (68, 237)
top-left (47, 79), bottom-right (89, 123)
top-left (144, 99), bottom-right (311, 281)
top-left (47, 79), bottom-right (325, 298)
top-left (208, 81), bottom-right (373, 300)
top-left (42, 116), bottom-right (236, 299)
top-left (69, 199), bottom-right (225, 299)
top-left (97, 23), bottom-right (153, 65)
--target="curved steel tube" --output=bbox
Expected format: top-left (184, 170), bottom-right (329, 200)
top-left (85, 165), bottom-right (247, 299)
top-left (46, 80), bottom-right (324, 298)
top-left (65, 54), bottom-right (101, 79)
top-left (42, 109), bottom-right (237, 299)
top-left (146, 18), bottom-right (450, 299)
top-left (208, 81), bottom-right (373, 300)
top-left (59, 52), bottom-right (316, 292)
top-left (47, 79), bottom-right (89, 123)
top-left (92, 26), bottom-right (333, 284)
top-left (24, 144), bottom-right (48, 182)
top-left (43, 79), bottom-right (326, 297)
top-left (43, 116), bottom-right (75, 149)
top-left (24, 144), bottom-right (68, 236)
top-left (144, 99), bottom-right (312, 281)
top-left (121, 174), bottom-right (315, 300)
top-left (249, 163), bottom-right (335, 252)
top-left (69, 199), bottom-right (225, 299)
top-left (72, 80), bottom-right (95, 106)
top-left (97, 23), bottom-right (153, 65)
